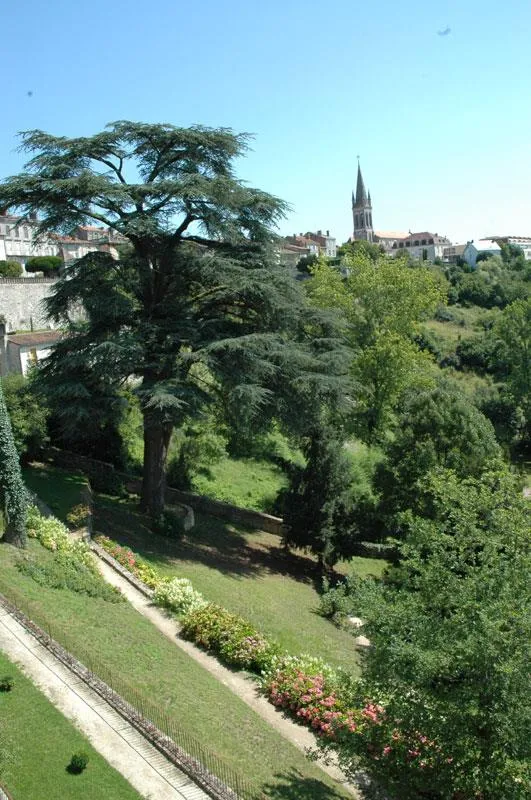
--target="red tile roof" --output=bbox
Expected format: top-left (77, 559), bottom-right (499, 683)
top-left (8, 331), bottom-right (62, 347)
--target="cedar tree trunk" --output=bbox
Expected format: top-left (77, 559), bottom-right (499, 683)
top-left (140, 411), bottom-right (173, 518)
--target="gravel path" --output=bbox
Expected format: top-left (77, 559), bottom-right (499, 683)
top-left (0, 605), bottom-right (209, 800)
top-left (95, 556), bottom-right (359, 797)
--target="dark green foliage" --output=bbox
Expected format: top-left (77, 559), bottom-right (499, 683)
top-left (1, 374), bottom-right (49, 460)
top-left (296, 253), bottom-right (318, 273)
top-left (150, 507), bottom-right (185, 540)
top-left (41, 359), bottom-right (129, 469)
top-left (1, 122), bottom-right (345, 520)
top-left (67, 752), bottom-right (89, 774)
top-left (376, 378), bottom-right (501, 519)
top-left (494, 298), bottom-right (531, 447)
top-left (282, 424), bottom-right (357, 568)
top-left (318, 574), bottom-right (361, 625)
top-left (16, 552), bottom-right (124, 602)
top-left (166, 419), bottom-right (227, 490)
top-left (0, 381), bottom-right (28, 547)
top-left (454, 331), bottom-right (496, 372)
top-left (0, 676), bottom-right (14, 692)
top-left (24, 256), bottom-right (62, 275)
top-left (0, 260), bottom-right (22, 277)
top-left (323, 469), bottom-right (531, 799)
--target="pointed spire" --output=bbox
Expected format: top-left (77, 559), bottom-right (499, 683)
top-left (368, 190), bottom-right (372, 207)
top-left (355, 162), bottom-right (368, 206)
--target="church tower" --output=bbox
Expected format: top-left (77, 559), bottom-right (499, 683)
top-left (352, 162), bottom-right (374, 242)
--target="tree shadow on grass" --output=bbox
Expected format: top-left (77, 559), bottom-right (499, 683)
top-left (263, 769), bottom-right (351, 800)
top-left (94, 496), bottom-right (326, 587)
top-left (263, 768), bottom-right (380, 800)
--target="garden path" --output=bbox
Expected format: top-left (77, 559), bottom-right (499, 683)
top-left (0, 603), bottom-right (209, 800)
top-left (95, 556), bottom-right (360, 797)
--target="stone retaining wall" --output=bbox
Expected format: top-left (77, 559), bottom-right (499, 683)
top-left (0, 278), bottom-right (56, 331)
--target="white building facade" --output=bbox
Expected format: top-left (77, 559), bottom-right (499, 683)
top-left (0, 214), bottom-right (60, 268)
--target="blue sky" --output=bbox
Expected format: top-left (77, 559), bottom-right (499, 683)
top-left (2, 0), bottom-right (531, 244)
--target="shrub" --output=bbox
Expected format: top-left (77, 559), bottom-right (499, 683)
top-left (153, 577), bottom-right (207, 616)
top-left (319, 575), bottom-right (363, 626)
top-left (66, 504), bottom-right (90, 529)
top-left (25, 256), bottom-right (62, 275)
top-left (261, 654), bottom-right (358, 737)
top-left (1, 374), bottom-right (49, 460)
top-left (0, 260), bottom-right (23, 277)
top-left (26, 506), bottom-right (99, 572)
top-left (151, 507), bottom-right (185, 539)
top-left (17, 551), bottom-right (124, 602)
top-left (67, 752), bottom-right (89, 774)
top-left (181, 603), bottom-right (281, 673)
top-left (0, 676), bottom-right (14, 692)
top-left (94, 535), bottom-right (161, 588)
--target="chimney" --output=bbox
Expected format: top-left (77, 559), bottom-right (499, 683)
top-left (317, 229), bottom-right (322, 235)
top-left (326, 230), bottom-right (330, 236)
top-left (29, 212), bottom-right (38, 221)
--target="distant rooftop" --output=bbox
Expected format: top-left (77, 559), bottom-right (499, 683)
top-left (8, 331), bottom-right (62, 347)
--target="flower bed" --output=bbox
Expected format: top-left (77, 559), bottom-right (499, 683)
top-left (92, 533), bottom-right (445, 772)
top-left (180, 603), bottom-right (280, 673)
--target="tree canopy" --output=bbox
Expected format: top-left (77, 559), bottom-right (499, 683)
top-left (305, 254), bottom-right (445, 441)
top-left (321, 469), bottom-right (531, 799)
top-left (0, 122), bottom-right (346, 517)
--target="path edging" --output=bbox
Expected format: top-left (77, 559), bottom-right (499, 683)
top-left (0, 592), bottom-right (251, 800)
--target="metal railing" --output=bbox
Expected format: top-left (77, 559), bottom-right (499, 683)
top-left (0, 579), bottom-right (266, 800)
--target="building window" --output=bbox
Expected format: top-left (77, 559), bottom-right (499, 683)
top-left (406, 241), bottom-right (410, 247)
top-left (421, 239), bottom-right (426, 245)
top-left (414, 240), bottom-right (419, 247)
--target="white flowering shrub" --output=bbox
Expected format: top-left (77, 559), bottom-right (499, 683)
top-left (153, 577), bottom-right (207, 616)
top-left (26, 505), bottom-right (96, 571)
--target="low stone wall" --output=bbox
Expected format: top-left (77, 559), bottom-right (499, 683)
top-left (44, 448), bottom-right (394, 557)
top-left (118, 474), bottom-right (284, 536)
top-left (44, 448), bottom-right (284, 534)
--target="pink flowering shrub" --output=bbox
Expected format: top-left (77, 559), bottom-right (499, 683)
top-left (94, 535), bottom-right (160, 588)
top-left (180, 603), bottom-right (280, 673)
top-left (261, 655), bottom-right (360, 738)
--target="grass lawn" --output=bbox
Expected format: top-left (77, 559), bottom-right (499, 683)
top-left (0, 650), bottom-right (141, 800)
top-left (94, 493), bottom-right (386, 674)
top-left (191, 456), bottom-right (287, 513)
top-left (23, 463), bottom-right (87, 523)
top-left (0, 538), bottom-right (350, 799)
top-left (424, 304), bottom-right (487, 358)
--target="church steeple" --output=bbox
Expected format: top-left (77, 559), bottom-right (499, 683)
top-left (352, 160), bottom-right (374, 243)
top-left (355, 163), bottom-right (368, 206)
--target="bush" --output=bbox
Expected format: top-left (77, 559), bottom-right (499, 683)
top-left (0, 260), bottom-right (23, 277)
top-left (66, 504), bottom-right (90, 529)
top-left (1, 374), bottom-right (49, 460)
top-left (25, 256), bottom-right (62, 276)
top-left (319, 575), bottom-right (362, 625)
top-left (261, 654), bottom-right (357, 737)
top-left (153, 577), bottom-right (207, 616)
top-left (67, 752), bottom-right (89, 774)
top-left (181, 603), bottom-right (281, 673)
top-left (17, 551), bottom-right (124, 602)
top-left (151, 507), bottom-right (185, 539)
top-left (94, 535), bottom-right (161, 588)
top-left (0, 676), bottom-right (14, 692)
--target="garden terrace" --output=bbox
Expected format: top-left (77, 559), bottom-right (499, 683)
top-left (0, 535), bottom-right (351, 799)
